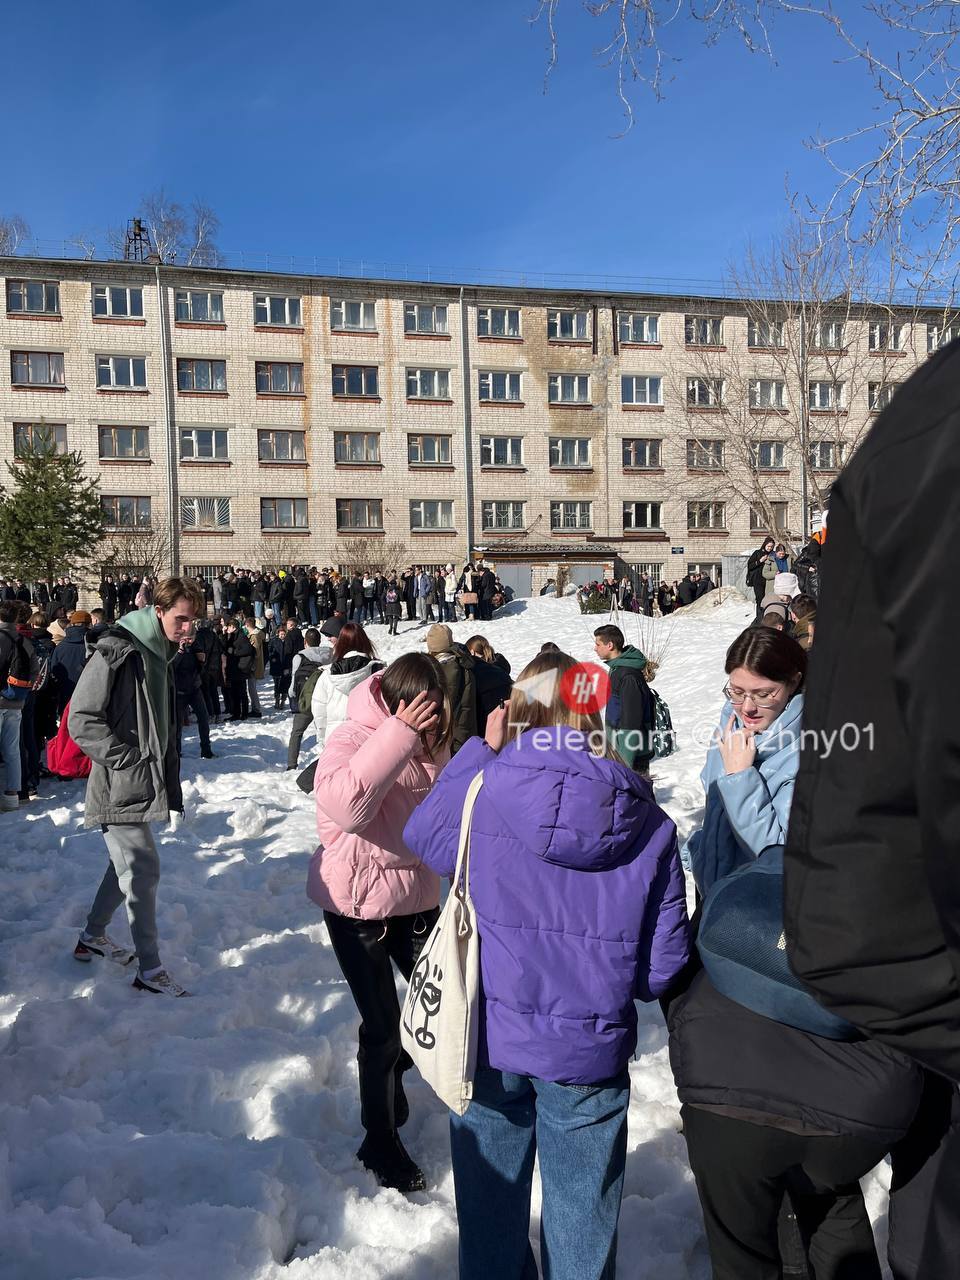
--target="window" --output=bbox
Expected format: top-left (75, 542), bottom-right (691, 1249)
top-left (751, 440), bottom-right (786, 470)
top-left (869, 320), bottom-right (904, 352)
top-left (102, 495), bottom-right (151, 529)
top-left (175, 290), bottom-right (223, 323)
top-left (688, 561), bottom-right (722, 582)
top-left (96, 355), bottom-right (146, 389)
top-left (12, 350), bottom-right (64, 387)
top-left (749, 378), bottom-right (786, 409)
top-left (809, 380), bottom-right (844, 410)
top-left (927, 321), bottom-right (959, 352)
top-left (685, 315), bottom-right (723, 346)
top-left (404, 302), bottom-right (448, 334)
top-left (618, 312), bottom-right (659, 344)
top-left (547, 308), bottom-right (590, 341)
top-left (622, 437), bottom-right (662, 468)
top-left (13, 422), bottom-right (66, 457)
top-left (810, 440), bottom-right (844, 470)
top-left (256, 361), bottom-right (304, 394)
top-left (482, 500), bottom-right (525, 530)
top-left (406, 367), bottom-right (451, 400)
top-left (477, 306), bottom-right (520, 338)
top-left (623, 501), bottom-right (663, 531)
top-left (332, 364), bottom-right (378, 397)
top-left (480, 435), bottom-right (522, 466)
top-left (7, 279), bottom-right (59, 315)
top-left (410, 499), bottom-right (454, 530)
top-left (548, 373), bottom-right (590, 404)
top-left (550, 500), bottom-right (592, 530)
top-left (177, 358), bottom-right (226, 392)
top-left (868, 381), bottom-right (897, 412)
top-left (334, 431), bottom-right (379, 464)
top-left (254, 294), bottom-right (301, 327)
top-left (687, 377), bottom-right (723, 408)
top-left (813, 320), bottom-right (844, 349)
top-left (93, 285), bottom-right (143, 318)
top-left (261, 497), bottom-right (308, 529)
top-left (687, 501), bottom-right (726, 530)
top-left (687, 439), bottom-right (725, 469)
top-left (408, 434), bottom-right (452, 465)
top-left (621, 374), bottom-right (663, 406)
top-left (259, 429), bottom-right (307, 462)
top-left (99, 425), bottom-right (149, 459)
top-left (337, 498), bottom-right (383, 530)
top-left (331, 299), bottom-right (376, 331)
top-left (180, 428), bottom-right (229, 460)
top-left (180, 496), bottom-right (231, 529)
top-left (549, 436), bottom-right (590, 468)
top-left (630, 561), bottom-right (663, 587)
top-left (747, 318), bottom-right (785, 348)
top-left (478, 370), bottom-right (521, 402)
top-left (750, 501), bottom-right (788, 532)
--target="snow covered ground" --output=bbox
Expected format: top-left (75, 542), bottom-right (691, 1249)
top-left (0, 593), bottom-right (890, 1279)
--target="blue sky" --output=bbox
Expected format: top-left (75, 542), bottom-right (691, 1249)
top-left (18, 0), bottom-right (882, 285)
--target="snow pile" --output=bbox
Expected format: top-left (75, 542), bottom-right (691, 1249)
top-left (0, 594), bottom-right (891, 1280)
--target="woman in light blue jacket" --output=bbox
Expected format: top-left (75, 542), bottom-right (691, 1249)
top-left (684, 626), bottom-right (806, 896)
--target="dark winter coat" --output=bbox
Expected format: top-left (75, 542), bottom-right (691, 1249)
top-left (293, 572), bottom-right (310, 604)
top-left (267, 634), bottom-right (286, 678)
top-left (192, 626), bottom-right (222, 686)
top-left (282, 628), bottom-right (304, 664)
top-left (434, 643), bottom-right (479, 754)
top-left (746, 543), bottom-right (776, 605)
top-left (676, 575), bottom-right (699, 608)
top-left (479, 569), bottom-right (496, 601)
top-left (334, 579), bottom-right (349, 613)
top-left (268, 578), bottom-right (285, 606)
top-left (604, 645), bottom-right (654, 770)
top-left (223, 630), bottom-right (255, 681)
top-left (173, 645), bottom-right (202, 696)
top-left (61, 583), bottom-right (79, 612)
top-left (472, 656), bottom-right (513, 736)
top-left (49, 626), bottom-right (90, 714)
top-left (252, 576), bottom-right (268, 603)
top-left (785, 340), bottom-right (960, 1083)
top-left (695, 575), bottom-right (715, 599)
top-left (348, 576), bottom-right (364, 609)
top-left (235, 575), bottom-right (252, 604)
top-left (383, 584), bottom-right (402, 619)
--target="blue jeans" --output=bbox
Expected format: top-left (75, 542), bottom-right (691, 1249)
top-left (0, 704), bottom-right (23, 794)
top-left (254, 600), bottom-right (264, 621)
top-left (450, 1065), bottom-right (630, 1280)
top-left (309, 597), bottom-right (319, 626)
top-left (271, 603), bottom-right (282, 627)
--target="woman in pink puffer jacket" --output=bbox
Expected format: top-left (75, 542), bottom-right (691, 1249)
top-left (311, 652), bottom-right (452, 1193)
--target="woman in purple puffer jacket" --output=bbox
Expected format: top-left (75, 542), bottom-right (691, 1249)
top-left (404, 650), bottom-right (691, 1280)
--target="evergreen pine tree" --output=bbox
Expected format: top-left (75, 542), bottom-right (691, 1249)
top-left (0, 439), bottom-right (104, 583)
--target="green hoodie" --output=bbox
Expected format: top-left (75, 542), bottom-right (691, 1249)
top-left (604, 644), bottom-right (651, 768)
top-left (117, 607), bottom-right (175, 749)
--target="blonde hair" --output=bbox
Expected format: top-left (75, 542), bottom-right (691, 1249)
top-left (507, 651), bottom-right (608, 754)
top-left (464, 634), bottom-right (494, 663)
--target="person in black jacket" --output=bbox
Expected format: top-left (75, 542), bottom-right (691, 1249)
top-left (251, 573), bottom-right (268, 623)
top-left (348, 574), bottom-right (364, 624)
top-left (60, 579), bottom-right (79, 613)
top-left (49, 613), bottom-right (91, 715)
top-left (293, 570), bottom-right (311, 623)
top-left (221, 617), bottom-right (255, 720)
top-left (192, 621), bottom-right (222, 719)
top-left (401, 569), bottom-right (417, 621)
top-left (267, 574), bottom-right (285, 629)
top-left (100, 576), bottom-right (119, 623)
top-left (117, 574), bottom-right (134, 617)
top-left (173, 638), bottom-right (213, 758)
top-left (478, 567), bottom-right (497, 622)
top-left (784, 339), bottom-right (960, 1280)
top-left (746, 538), bottom-right (776, 620)
top-left (675, 573), bottom-right (700, 608)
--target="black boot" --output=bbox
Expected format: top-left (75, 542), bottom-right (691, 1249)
top-left (357, 1131), bottom-right (425, 1192)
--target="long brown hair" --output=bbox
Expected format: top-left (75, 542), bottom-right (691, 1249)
top-left (507, 651), bottom-right (607, 753)
top-left (333, 621), bottom-right (376, 661)
top-left (725, 626), bottom-right (807, 687)
top-left (379, 652), bottom-right (453, 757)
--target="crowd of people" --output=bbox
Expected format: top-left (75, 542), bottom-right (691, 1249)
top-left (578, 569), bottom-right (717, 616)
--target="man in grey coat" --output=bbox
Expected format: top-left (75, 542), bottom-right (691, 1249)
top-left (69, 576), bottom-right (204, 997)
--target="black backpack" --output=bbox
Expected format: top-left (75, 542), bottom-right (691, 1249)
top-left (291, 656), bottom-right (323, 710)
top-left (1, 632), bottom-right (33, 694)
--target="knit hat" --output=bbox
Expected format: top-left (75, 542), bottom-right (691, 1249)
top-left (320, 616), bottom-right (344, 639)
top-left (426, 624), bottom-right (453, 654)
top-left (69, 610), bottom-right (92, 626)
top-left (773, 572), bottom-right (801, 599)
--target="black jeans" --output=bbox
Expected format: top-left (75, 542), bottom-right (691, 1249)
top-left (226, 678), bottom-right (248, 719)
top-left (176, 689), bottom-right (211, 755)
top-left (324, 907), bottom-right (439, 1135)
top-left (681, 1105), bottom-right (887, 1280)
top-left (286, 710), bottom-right (313, 769)
top-left (888, 1074), bottom-right (960, 1280)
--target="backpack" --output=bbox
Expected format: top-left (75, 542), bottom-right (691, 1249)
top-left (0, 632), bottom-right (33, 699)
top-left (291, 656), bottom-right (322, 711)
top-left (386, 587), bottom-right (398, 604)
top-left (299, 667), bottom-right (323, 714)
top-left (46, 699), bottom-right (92, 779)
top-left (649, 687), bottom-right (676, 758)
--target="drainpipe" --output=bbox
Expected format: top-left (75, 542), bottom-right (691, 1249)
top-left (459, 286), bottom-right (475, 562)
top-left (154, 263), bottom-right (179, 574)
top-left (798, 308), bottom-right (810, 542)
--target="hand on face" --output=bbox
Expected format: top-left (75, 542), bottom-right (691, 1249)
top-left (718, 713), bottom-right (757, 775)
top-left (395, 689), bottom-right (440, 736)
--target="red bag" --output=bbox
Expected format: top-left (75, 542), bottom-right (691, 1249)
top-left (46, 700), bottom-right (92, 779)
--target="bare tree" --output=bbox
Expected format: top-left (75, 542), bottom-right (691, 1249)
top-left (334, 537), bottom-right (410, 575)
top-left (0, 214), bottom-right (30, 255)
top-left (97, 525), bottom-right (173, 580)
top-left (136, 189), bottom-right (224, 266)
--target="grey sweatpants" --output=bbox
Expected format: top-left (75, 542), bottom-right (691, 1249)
top-left (85, 822), bottom-right (161, 972)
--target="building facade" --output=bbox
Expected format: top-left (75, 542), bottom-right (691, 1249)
top-left (0, 255), bottom-right (943, 595)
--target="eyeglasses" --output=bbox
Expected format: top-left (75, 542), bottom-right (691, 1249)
top-left (722, 683), bottom-right (781, 709)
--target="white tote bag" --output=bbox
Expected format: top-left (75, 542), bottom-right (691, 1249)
top-left (400, 771), bottom-right (483, 1116)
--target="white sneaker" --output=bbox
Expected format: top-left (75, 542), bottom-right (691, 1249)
top-left (132, 969), bottom-right (191, 997)
top-left (0, 793), bottom-right (19, 812)
top-left (74, 933), bottom-right (136, 966)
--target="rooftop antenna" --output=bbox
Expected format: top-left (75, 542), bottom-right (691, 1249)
top-left (124, 218), bottom-right (159, 264)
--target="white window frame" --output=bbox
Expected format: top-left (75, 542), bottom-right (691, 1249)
top-left (175, 290), bottom-right (224, 323)
top-left (814, 320), bottom-right (845, 349)
top-left (687, 377), bottom-right (724, 408)
top-left (549, 436), bottom-right (591, 468)
top-left (93, 285), bottom-right (143, 319)
top-left (102, 495), bottom-right (152, 529)
top-left (550, 500), bottom-right (592, 531)
top-left (631, 561), bottom-right (664, 588)
top-left (180, 427), bottom-right (229, 461)
top-left (12, 350), bottom-right (65, 387)
top-left (481, 500), bottom-right (525, 531)
top-left (331, 298), bottom-right (377, 332)
top-left (622, 437), bottom-right (662, 469)
top-left (480, 435), bottom-right (523, 467)
top-left (407, 433), bottom-right (452, 466)
top-left (685, 315), bottom-right (723, 346)
top-left (259, 428), bottom-right (307, 462)
top-left (547, 308), bottom-right (590, 341)
top-left (409, 499), bottom-right (455, 530)
top-left (687, 500), bottom-right (726, 531)
top-left (180, 496), bottom-right (232, 530)
top-left (7, 279), bottom-right (60, 315)
top-left (808, 380), bottom-right (844, 410)
top-left (477, 306), bottom-right (521, 338)
top-left (406, 367), bottom-right (451, 400)
top-left (621, 374), bottom-right (663, 406)
top-left (869, 320), bottom-right (904, 352)
top-left (868, 381), bottom-right (897, 412)
top-left (254, 294), bottom-right (302, 327)
top-left (96, 354), bottom-right (146, 389)
top-left (750, 501), bottom-right (789, 533)
top-left (478, 370), bottom-right (521, 402)
top-left (404, 302), bottom-right (448, 335)
top-left (623, 501), bottom-right (663, 531)
top-left (548, 373), bottom-right (590, 404)
top-left (99, 425), bottom-right (150, 460)
top-left (747, 318), bottom-right (785, 348)
top-left (927, 322), bottom-right (959, 352)
top-left (618, 311), bottom-right (659, 344)
top-left (261, 496), bottom-right (308, 529)
top-left (809, 440), bottom-right (844, 470)
top-left (687, 439), bottom-right (725, 469)
top-left (256, 361), bottom-right (304, 395)
top-left (751, 439), bottom-right (786, 470)
top-left (336, 498), bottom-right (383, 531)
top-left (177, 357), bottom-right (226, 393)
top-left (332, 364), bottom-right (378, 398)
top-left (749, 378), bottom-right (786, 410)
top-left (333, 431), bottom-right (379, 464)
